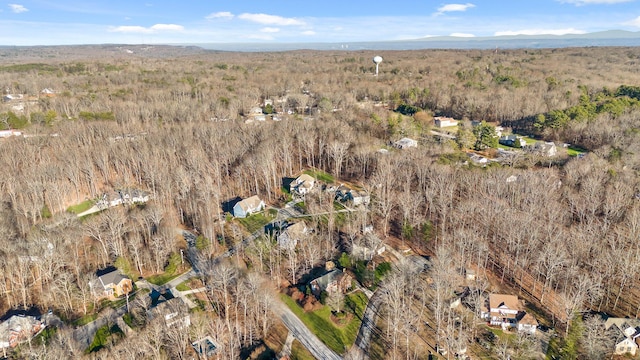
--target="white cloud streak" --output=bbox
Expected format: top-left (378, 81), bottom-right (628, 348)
top-left (435, 3), bottom-right (475, 15)
top-left (260, 27), bottom-right (280, 33)
top-left (238, 13), bottom-right (305, 26)
top-left (206, 11), bottom-right (234, 20)
top-left (8, 4), bottom-right (28, 13)
top-left (109, 23), bottom-right (184, 34)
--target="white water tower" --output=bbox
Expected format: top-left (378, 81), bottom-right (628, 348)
top-left (373, 55), bottom-right (383, 76)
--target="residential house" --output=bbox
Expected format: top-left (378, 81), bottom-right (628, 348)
top-left (40, 88), bottom-right (55, 97)
top-left (0, 315), bottom-right (45, 350)
top-left (277, 221), bottom-right (309, 250)
top-left (481, 294), bottom-right (537, 334)
top-left (192, 336), bottom-right (218, 358)
top-left (291, 173), bottom-right (316, 195)
top-left (351, 233), bottom-right (385, 261)
top-left (468, 153), bottom-right (488, 165)
top-left (527, 141), bottom-right (557, 157)
top-left (102, 191), bottom-right (124, 207)
top-left (335, 186), bottom-right (370, 206)
top-left (147, 296), bottom-right (191, 329)
top-left (605, 317), bottom-right (640, 356)
top-left (499, 134), bottom-right (526, 148)
top-left (120, 188), bottom-right (150, 204)
top-left (434, 116), bottom-right (459, 128)
top-left (393, 137), bottom-right (418, 149)
top-left (310, 269), bottom-right (353, 296)
top-left (233, 195), bottom-right (266, 218)
top-left (517, 313), bottom-right (539, 335)
top-left (93, 268), bottom-right (133, 299)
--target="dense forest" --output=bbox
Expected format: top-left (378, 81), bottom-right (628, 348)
top-left (2, 45), bottom-right (640, 359)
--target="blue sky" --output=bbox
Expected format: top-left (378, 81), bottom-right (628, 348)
top-left (1, 0), bottom-right (640, 45)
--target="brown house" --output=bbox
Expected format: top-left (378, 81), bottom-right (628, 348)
top-left (93, 268), bottom-right (133, 299)
top-left (310, 269), bottom-right (353, 296)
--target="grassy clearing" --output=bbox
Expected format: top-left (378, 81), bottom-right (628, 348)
top-left (237, 211), bottom-right (275, 233)
top-left (304, 169), bottom-right (335, 184)
top-left (146, 252), bottom-right (188, 285)
top-left (85, 324), bottom-right (123, 354)
top-left (66, 199), bottom-right (95, 214)
top-left (73, 313), bottom-right (98, 326)
top-left (291, 340), bottom-right (316, 360)
top-left (567, 146), bottom-right (587, 157)
top-left (280, 291), bottom-right (368, 354)
top-left (176, 281), bottom-right (190, 292)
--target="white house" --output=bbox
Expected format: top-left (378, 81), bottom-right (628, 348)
top-left (393, 137), bottom-right (418, 149)
top-left (233, 195), bottom-right (266, 218)
top-left (434, 116), bottom-right (458, 128)
top-left (605, 317), bottom-right (640, 356)
top-left (481, 293), bottom-right (537, 334)
top-left (277, 221), bottom-right (309, 250)
top-left (527, 141), bottom-right (557, 157)
top-left (291, 173), bottom-right (316, 195)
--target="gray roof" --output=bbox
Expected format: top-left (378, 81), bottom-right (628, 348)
top-left (98, 270), bottom-right (128, 289)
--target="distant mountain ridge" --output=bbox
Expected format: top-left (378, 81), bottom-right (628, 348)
top-left (193, 30), bottom-right (640, 52)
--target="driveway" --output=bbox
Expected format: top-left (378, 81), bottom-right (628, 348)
top-left (272, 298), bottom-right (342, 360)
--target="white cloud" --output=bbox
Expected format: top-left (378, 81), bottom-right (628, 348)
top-left (435, 3), bottom-right (475, 15)
top-left (450, 32), bottom-right (475, 37)
top-left (238, 13), bottom-right (305, 26)
top-left (624, 16), bottom-right (640, 26)
top-left (150, 24), bottom-right (184, 31)
top-left (495, 28), bottom-right (586, 36)
top-left (206, 11), bottom-right (234, 20)
top-left (8, 4), bottom-right (28, 13)
top-left (261, 27), bottom-right (280, 33)
top-left (109, 24), bottom-right (184, 34)
top-left (560, 0), bottom-right (632, 4)
top-left (302, 30), bottom-right (316, 35)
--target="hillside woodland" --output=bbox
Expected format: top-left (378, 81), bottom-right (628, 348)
top-left (2, 45), bottom-right (640, 359)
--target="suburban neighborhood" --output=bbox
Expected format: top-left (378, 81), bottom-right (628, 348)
top-left (0, 43), bottom-right (639, 360)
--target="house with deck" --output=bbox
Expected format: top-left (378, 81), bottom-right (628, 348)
top-left (233, 195), bottom-right (266, 218)
top-left (0, 315), bottom-right (45, 352)
top-left (291, 173), bottom-right (316, 195)
top-left (605, 317), bottom-right (640, 356)
top-left (481, 293), bottom-right (537, 334)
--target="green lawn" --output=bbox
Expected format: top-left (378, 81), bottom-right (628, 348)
top-left (237, 211), bottom-right (275, 233)
top-left (280, 291), bottom-right (368, 354)
top-left (146, 271), bottom-right (182, 286)
top-left (73, 313), bottom-right (98, 326)
top-left (303, 169), bottom-right (335, 184)
top-left (66, 199), bottom-right (95, 214)
top-left (146, 252), bottom-right (188, 285)
top-left (291, 340), bottom-right (316, 360)
top-left (85, 324), bottom-right (123, 354)
top-left (175, 281), bottom-right (190, 292)
top-left (567, 146), bottom-right (587, 157)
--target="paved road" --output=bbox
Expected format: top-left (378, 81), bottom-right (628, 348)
top-left (272, 298), bottom-right (342, 360)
